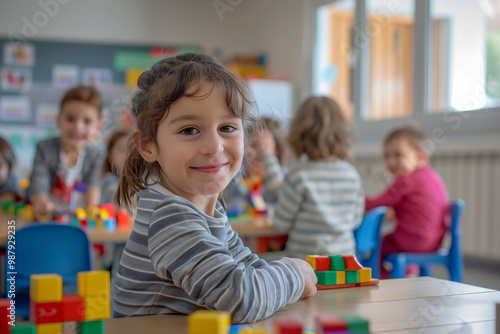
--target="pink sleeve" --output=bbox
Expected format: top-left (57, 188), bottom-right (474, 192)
top-left (365, 176), bottom-right (408, 211)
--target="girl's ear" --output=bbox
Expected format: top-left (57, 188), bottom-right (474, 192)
top-left (132, 130), bottom-right (157, 163)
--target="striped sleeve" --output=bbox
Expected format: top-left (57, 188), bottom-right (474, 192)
top-left (147, 200), bottom-right (304, 323)
top-left (273, 170), bottom-right (303, 234)
top-left (226, 227), bottom-right (269, 269)
top-left (262, 154), bottom-right (284, 203)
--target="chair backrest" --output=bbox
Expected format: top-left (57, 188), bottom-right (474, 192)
top-left (449, 199), bottom-right (465, 256)
top-left (354, 206), bottom-right (387, 253)
top-left (14, 223), bottom-right (92, 282)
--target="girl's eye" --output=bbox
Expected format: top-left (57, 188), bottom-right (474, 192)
top-left (180, 127), bottom-right (199, 135)
top-left (220, 125), bottom-right (236, 133)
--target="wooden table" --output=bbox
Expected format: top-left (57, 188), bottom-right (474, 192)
top-left (104, 277), bottom-right (500, 333)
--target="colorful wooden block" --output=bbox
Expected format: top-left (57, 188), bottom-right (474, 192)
top-left (358, 268), bottom-right (372, 283)
top-left (36, 322), bottom-right (62, 334)
top-left (11, 322), bottom-right (36, 334)
top-left (306, 255), bottom-right (318, 270)
top-left (345, 271), bottom-right (359, 284)
top-left (337, 271), bottom-right (346, 285)
top-left (30, 274), bottom-right (62, 303)
top-left (315, 271), bottom-right (345, 286)
top-left (188, 310), bottom-right (231, 334)
top-left (316, 279), bottom-right (379, 290)
top-left (78, 271), bottom-right (110, 297)
top-left (29, 300), bottom-right (62, 324)
top-left (272, 318), bottom-right (302, 334)
top-left (61, 294), bottom-right (85, 322)
top-left (341, 314), bottom-right (370, 334)
top-left (117, 210), bottom-right (130, 229)
top-left (83, 294), bottom-right (111, 321)
top-left (0, 299), bottom-right (13, 329)
top-left (315, 256), bottom-right (330, 271)
top-left (78, 320), bottom-right (104, 334)
top-left (315, 314), bottom-right (347, 334)
top-left (239, 328), bottom-right (267, 334)
top-left (342, 255), bottom-right (363, 270)
top-left (329, 255), bottom-right (346, 271)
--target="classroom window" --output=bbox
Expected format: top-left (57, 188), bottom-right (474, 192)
top-left (314, 0), bottom-right (355, 120)
top-left (366, 0), bottom-right (415, 120)
top-left (429, 0), bottom-right (500, 113)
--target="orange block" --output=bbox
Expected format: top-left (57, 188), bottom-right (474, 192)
top-left (341, 255), bottom-right (363, 270)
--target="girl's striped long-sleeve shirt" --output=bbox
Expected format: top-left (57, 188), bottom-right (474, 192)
top-left (112, 183), bottom-right (304, 324)
top-left (263, 155), bottom-right (365, 259)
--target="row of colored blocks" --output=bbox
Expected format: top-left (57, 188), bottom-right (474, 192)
top-left (306, 255), bottom-right (372, 285)
top-left (188, 310), bottom-right (370, 334)
top-left (0, 271), bottom-right (110, 334)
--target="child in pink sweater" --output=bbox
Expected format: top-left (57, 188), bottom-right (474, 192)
top-left (365, 125), bottom-right (449, 278)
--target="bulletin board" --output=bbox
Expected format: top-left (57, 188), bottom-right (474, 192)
top-left (0, 37), bottom-right (202, 177)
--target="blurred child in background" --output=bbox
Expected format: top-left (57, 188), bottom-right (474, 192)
top-left (27, 85), bottom-right (105, 219)
top-left (259, 96), bottom-right (365, 259)
top-left (101, 130), bottom-right (129, 204)
top-left (365, 124), bottom-right (449, 278)
top-left (0, 137), bottom-right (21, 202)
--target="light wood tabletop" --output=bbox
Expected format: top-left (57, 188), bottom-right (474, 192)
top-left (104, 277), bottom-right (500, 333)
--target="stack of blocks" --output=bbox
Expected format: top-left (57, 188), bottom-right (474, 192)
top-left (187, 310), bottom-right (370, 334)
top-left (0, 270), bottom-right (110, 334)
top-left (306, 255), bottom-right (376, 289)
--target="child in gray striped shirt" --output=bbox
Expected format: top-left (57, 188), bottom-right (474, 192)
top-left (112, 53), bottom-right (317, 324)
top-left (258, 96), bottom-right (365, 259)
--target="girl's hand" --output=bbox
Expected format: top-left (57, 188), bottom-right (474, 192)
top-left (32, 195), bottom-right (57, 219)
top-left (291, 258), bottom-right (318, 298)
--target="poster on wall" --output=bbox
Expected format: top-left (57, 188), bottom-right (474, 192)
top-left (53, 65), bottom-right (79, 88)
top-left (1, 68), bottom-right (32, 91)
top-left (0, 96), bottom-right (31, 122)
top-left (82, 68), bottom-right (113, 89)
top-left (3, 42), bottom-right (35, 66)
top-left (36, 103), bottom-right (58, 126)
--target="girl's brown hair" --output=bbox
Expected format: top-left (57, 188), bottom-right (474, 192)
top-left (0, 137), bottom-right (16, 173)
top-left (288, 96), bottom-right (354, 161)
top-left (60, 85), bottom-right (103, 118)
top-left (116, 53), bottom-right (256, 212)
top-left (102, 130), bottom-right (129, 176)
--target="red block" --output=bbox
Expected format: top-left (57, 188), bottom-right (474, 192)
top-left (62, 293), bottom-right (85, 322)
top-left (29, 299), bottom-right (63, 324)
top-left (117, 210), bottom-right (130, 230)
top-left (341, 255), bottom-right (363, 270)
top-left (0, 299), bottom-right (13, 329)
top-left (273, 318), bottom-right (302, 334)
top-left (315, 256), bottom-right (331, 271)
top-left (315, 314), bottom-right (347, 334)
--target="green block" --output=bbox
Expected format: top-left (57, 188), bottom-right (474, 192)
top-left (341, 314), bottom-right (370, 333)
top-left (11, 322), bottom-right (36, 334)
top-left (315, 270), bottom-right (339, 285)
top-left (79, 320), bottom-right (104, 334)
top-left (330, 255), bottom-right (346, 271)
top-left (345, 270), bottom-right (359, 284)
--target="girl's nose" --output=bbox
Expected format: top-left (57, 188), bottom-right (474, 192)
top-left (200, 132), bottom-right (224, 156)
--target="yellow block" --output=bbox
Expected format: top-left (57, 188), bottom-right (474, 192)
top-left (126, 68), bottom-right (145, 88)
top-left (337, 271), bottom-right (346, 285)
top-left (78, 270), bottom-right (110, 297)
top-left (240, 329), bottom-right (267, 334)
top-left (188, 310), bottom-right (231, 334)
top-left (84, 293), bottom-right (111, 321)
top-left (359, 268), bottom-right (372, 283)
top-left (306, 255), bottom-right (319, 270)
top-left (37, 322), bottom-right (62, 334)
top-left (30, 274), bottom-right (62, 303)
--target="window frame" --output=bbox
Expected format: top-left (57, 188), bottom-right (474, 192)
top-left (310, 0), bottom-right (500, 153)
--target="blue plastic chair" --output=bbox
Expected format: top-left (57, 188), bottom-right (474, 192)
top-left (385, 200), bottom-right (465, 282)
top-left (354, 206), bottom-right (387, 278)
top-left (6, 223), bottom-right (92, 319)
